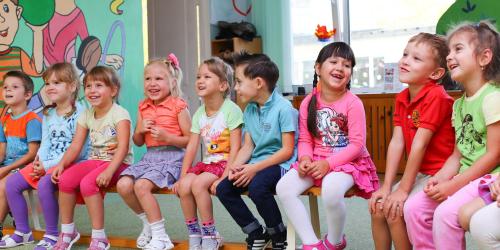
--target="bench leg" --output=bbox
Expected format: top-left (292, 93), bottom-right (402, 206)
top-left (286, 221), bottom-right (295, 250)
top-left (26, 190), bottom-right (42, 230)
top-left (309, 195), bottom-right (320, 238)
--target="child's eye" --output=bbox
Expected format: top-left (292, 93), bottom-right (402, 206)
top-left (3, 4), bottom-right (9, 13)
top-left (155, 77), bottom-right (163, 81)
top-left (414, 57), bottom-right (421, 61)
top-left (402, 52), bottom-right (408, 57)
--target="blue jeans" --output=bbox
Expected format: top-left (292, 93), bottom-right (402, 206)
top-left (216, 165), bottom-right (285, 235)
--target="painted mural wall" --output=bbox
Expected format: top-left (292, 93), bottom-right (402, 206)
top-left (0, 0), bottom-right (145, 126)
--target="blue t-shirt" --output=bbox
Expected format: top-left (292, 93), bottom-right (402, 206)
top-left (0, 110), bottom-right (42, 166)
top-left (244, 89), bottom-right (298, 170)
top-left (37, 103), bottom-right (89, 170)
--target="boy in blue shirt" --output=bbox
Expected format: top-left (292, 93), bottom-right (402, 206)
top-left (0, 71), bottom-right (41, 237)
top-left (216, 52), bottom-right (298, 250)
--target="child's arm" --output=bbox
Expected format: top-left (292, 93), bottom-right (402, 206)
top-left (384, 127), bottom-right (435, 218)
top-left (173, 133), bottom-right (200, 193)
top-left (0, 142), bottom-right (40, 178)
top-left (0, 142), bottom-right (5, 164)
top-left (151, 109), bottom-right (191, 148)
top-left (228, 132), bottom-right (254, 180)
top-left (133, 113), bottom-right (148, 146)
top-left (51, 125), bottom-right (88, 183)
top-left (95, 120), bottom-right (131, 187)
top-left (297, 97), bottom-right (314, 175)
top-left (232, 131), bottom-right (295, 187)
top-left (369, 126), bottom-right (405, 214)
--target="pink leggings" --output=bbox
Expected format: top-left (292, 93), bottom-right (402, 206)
top-left (404, 178), bottom-right (483, 250)
top-left (58, 160), bottom-right (128, 197)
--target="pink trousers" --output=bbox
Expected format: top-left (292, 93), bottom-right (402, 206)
top-left (403, 178), bottom-right (482, 250)
top-left (58, 160), bottom-right (128, 197)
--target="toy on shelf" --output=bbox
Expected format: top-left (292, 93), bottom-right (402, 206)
top-left (315, 24), bottom-right (336, 42)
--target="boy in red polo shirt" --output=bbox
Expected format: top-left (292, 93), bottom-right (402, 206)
top-left (369, 33), bottom-right (455, 250)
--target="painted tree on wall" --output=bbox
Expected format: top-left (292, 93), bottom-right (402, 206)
top-left (436, 0), bottom-right (499, 35)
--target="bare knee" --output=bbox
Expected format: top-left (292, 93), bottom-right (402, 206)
top-left (134, 179), bottom-right (154, 197)
top-left (191, 179), bottom-right (210, 197)
top-left (458, 204), bottom-right (475, 231)
top-left (177, 177), bottom-right (194, 197)
top-left (116, 177), bottom-right (135, 196)
top-left (386, 215), bottom-right (405, 227)
top-left (371, 208), bottom-right (387, 223)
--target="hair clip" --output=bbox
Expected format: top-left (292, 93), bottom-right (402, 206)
top-left (167, 53), bottom-right (179, 69)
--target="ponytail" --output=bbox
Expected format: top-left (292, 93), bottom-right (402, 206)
top-left (307, 73), bottom-right (319, 138)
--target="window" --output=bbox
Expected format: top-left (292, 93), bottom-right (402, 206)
top-left (290, 0), bottom-right (333, 93)
top-left (349, 0), bottom-right (454, 93)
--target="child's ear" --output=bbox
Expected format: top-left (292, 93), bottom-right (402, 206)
top-left (24, 91), bottom-right (33, 101)
top-left (255, 77), bottom-right (265, 90)
top-left (314, 63), bottom-right (321, 76)
top-left (219, 80), bottom-right (229, 92)
top-left (430, 67), bottom-right (446, 80)
top-left (478, 48), bottom-right (493, 69)
top-left (111, 86), bottom-right (119, 99)
top-left (16, 6), bottom-right (23, 20)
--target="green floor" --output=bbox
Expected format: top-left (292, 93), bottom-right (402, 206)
top-left (5, 194), bottom-right (479, 249)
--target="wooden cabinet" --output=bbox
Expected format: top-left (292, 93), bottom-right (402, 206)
top-left (211, 37), bottom-right (262, 57)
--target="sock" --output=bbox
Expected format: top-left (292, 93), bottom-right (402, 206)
top-left (137, 213), bottom-right (151, 234)
top-left (201, 219), bottom-right (216, 236)
top-left (60, 223), bottom-right (76, 243)
top-left (150, 219), bottom-right (168, 240)
top-left (61, 223), bottom-right (75, 234)
top-left (91, 229), bottom-right (106, 239)
top-left (185, 218), bottom-right (201, 235)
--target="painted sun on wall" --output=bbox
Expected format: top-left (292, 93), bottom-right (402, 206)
top-left (0, 0), bottom-right (145, 118)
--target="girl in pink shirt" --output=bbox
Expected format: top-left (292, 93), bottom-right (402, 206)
top-left (276, 42), bottom-right (379, 250)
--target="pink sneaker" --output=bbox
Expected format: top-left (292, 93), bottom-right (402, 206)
top-left (302, 240), bottom-right (327, 250)
top-left (324, 235), bottom-right (346, 250)
top-left (53, 231), bottom-right (80, 250)
top-left (87, 238), bottom-right (110, 250)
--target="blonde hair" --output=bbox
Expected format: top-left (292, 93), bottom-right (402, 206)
top-left (202, 57), bottom-right (234, 98)
top-left (447, 21), bottom-right (500, 85)
top-left (83, 66), bottom-right (121, 100)
top-left (145, 58), bottom-right (183, 97)
top-left (42, 63), bottom-right (80, 117)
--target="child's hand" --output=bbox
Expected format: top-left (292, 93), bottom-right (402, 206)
top-left (172, 181), bottom-right (181, 195)
top-left (383, 188), bottom-right (409, 219)
top-left (490, 177), bottom-right (500, 205)
top-left (369, 185), bottom-right (391, 214)
top-left (210, 179), bottom-right (223, 195)
top-left (96, 169), bottom-right (113, 187)
top-left (424, 175), bottom-right (445, 194)
top-left (30, 158), bottom-right (46, 179)
top-left (51, 164), bottom-right (65, 184)
top-left (106, 143), bottom-right (118, 155)
top-left (150, 127), bottom-right (170, 142)
top-left (140, 119), bottom-right (154, 134)
top-left (228, 165), bottom-right (243, 181)
top-left (298, 157), bottom-right (312, 177)
top-left (426, 180), bottom-right (458, 202)
top-left (0, 167), bottom-right (10, 179)
top-left (232, 164), bottom-right (257, 187)
top-left (307, 160), bottom-right (330, 179)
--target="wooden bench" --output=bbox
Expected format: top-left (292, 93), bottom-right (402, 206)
top-left (5, 186), bottom-right (355, 250)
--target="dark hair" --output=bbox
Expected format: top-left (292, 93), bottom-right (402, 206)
top-left (233, 52), bottom-right (279, 92)
top-left (3, 70), bottom-right (34, 98)
top-left (202, 57), bottom-right (234, 98)
top-left (447, 21), bottom-right (500, 85)
top-left (83, 66), bottom-right (121, 100)
top-left (307, 42), bottom-right (356, 137)
top-left (42, 62), bottom-right (80, 117)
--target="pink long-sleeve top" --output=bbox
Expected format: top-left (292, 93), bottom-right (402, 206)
top-left (298, 91), bottom-right (370, 169)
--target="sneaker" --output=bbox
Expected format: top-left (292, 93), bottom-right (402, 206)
top-left (0, 231), bottom-right (34, 248)
top-left (53, 231), bottom-right (80, 250)
top-left (245, 229), bottom-right (270, 250)
top-left (188, 234), bottom-right (202, 250)
top-left (270, 231), bottom-right (287, 250)
top-left (34, 235), bottom-right (58, 250)
top-left (201, 232), bottom-right (223, 250)
top-left (323, 235), bottom-right (346, 250)
top-left (144, 237), bottom-right (174, 250)
top-left (136, 230), bottom-right (152, 249)
top-left (87, 237), bottom-right (110, 250)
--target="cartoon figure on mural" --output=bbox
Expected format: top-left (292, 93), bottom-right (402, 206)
top-left (0, 0), bottom-right (45, 117)
top-left (316, 107), bottom-right (349, 148)
top-left (1, 0), bottom-right (126, 117)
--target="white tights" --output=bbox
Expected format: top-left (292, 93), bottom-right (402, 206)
top-left (276, 169), bottom-right (354, 245)
top-left (470, 203), bottom-right (500, 250)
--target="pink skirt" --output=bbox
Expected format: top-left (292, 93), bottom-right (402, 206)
top-left (187, 161), bottom-right (227, 178)
top-left (292, 155), bottom-right (379, 199)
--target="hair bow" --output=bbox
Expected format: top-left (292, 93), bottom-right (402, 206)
top-left (167, 53), bottom-right (179, 69)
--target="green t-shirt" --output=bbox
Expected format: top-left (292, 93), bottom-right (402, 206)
top-left (453, 83), bottom-right (500, 173)
top-left (191, 99), bottom-right (243, 163)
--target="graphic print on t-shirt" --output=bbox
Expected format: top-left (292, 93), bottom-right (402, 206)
top-left (316, 107), bottom-right (348, 148)
top-left (457, 113), bottom-right (484, 154)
